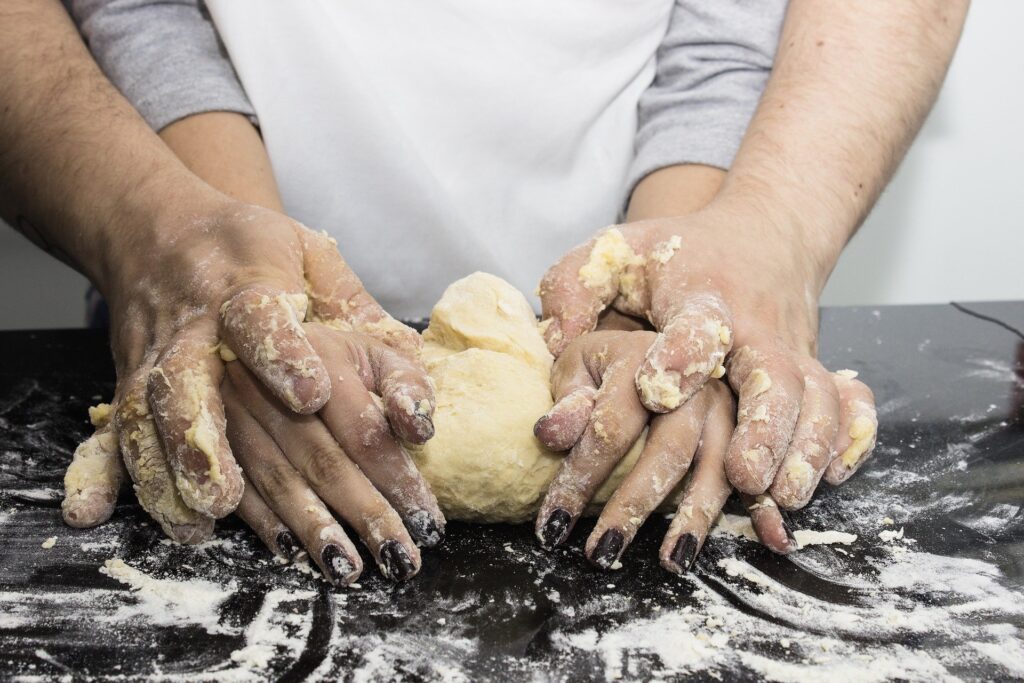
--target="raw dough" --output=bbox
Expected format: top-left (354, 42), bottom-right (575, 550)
top-left (408, 273), bottom-right (646, 522)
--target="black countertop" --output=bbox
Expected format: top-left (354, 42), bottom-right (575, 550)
top-left (1, 302), bottom-right (1022, 682)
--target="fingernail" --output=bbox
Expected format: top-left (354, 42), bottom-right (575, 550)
top-left (533, 414), bottom-right (550, 438)
top-left (276, 530), bottom-right (300, 559)
top-left (780, 511), bottom-right (799, 552)
top-left (322, 544), bottom-right (357, 584)
top-left (669, 533), bottom-right (699, 573)
top-left (379, 540), bottom-right (416, 582)
top-left (539, 508), bottom-right (572, 549)
top-left (413, 408), bottom-right (435, 440)
top-left (406, 509), bottom-right (444, 548)
top-left (590, 529), bottom-right (624, 570)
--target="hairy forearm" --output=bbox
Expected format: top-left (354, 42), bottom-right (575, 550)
top-left (717, 0), bottom-right (969, 285)
top-left (0, 0), bottom-right (218, 288)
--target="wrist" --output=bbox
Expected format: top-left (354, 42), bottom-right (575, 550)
top-left (92, 168), bottom-right (232, 296)
top-left (706, 180), bottom-right (847, 295)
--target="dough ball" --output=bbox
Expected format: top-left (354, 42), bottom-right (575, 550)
top-left (423, 272), bottom-right (553, 374)
top-left (410, 272), bottom-right (657, 524)
top-left (408, 348), bottom-right (560, 523)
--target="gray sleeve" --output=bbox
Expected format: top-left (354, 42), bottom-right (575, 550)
top-left (66, 0), bottom-right (255, 132)
top-left (627, 0), bottom-right (787, 194)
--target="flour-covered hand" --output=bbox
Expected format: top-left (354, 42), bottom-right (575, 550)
top-left (538, 203), bottom-right (878, 512)
top-left (61, 199), bottom-right (426, 544)
top-left (224, 323), bottom-right (443, 585)
top-left (534, 330), bottom-right (793, 572)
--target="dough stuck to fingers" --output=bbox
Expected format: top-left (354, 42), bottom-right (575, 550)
top-left (824, 370), bottom-right (879, 484)
top-left (115, 373), bottom-right (215, 544)
top-left (62, 404), bottom-right (124, 528)
top-left (147, 322), bottom-right (243, 518)
top-left (219, 283), bottom-right (331, 414)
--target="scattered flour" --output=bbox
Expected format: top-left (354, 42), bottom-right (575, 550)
top-left (554, 610), bottom-right (726, 681)
top-left (717, 557), bottom-right (778, 591)
top-left (98, 559), bottom-right (236, 635)
top-left (712, 513), bottom-right (857, 548)
top-left (791, 529), bottom-right (857, 548)
top-left (229, 589), bottom-right (315, 674)
top-left (970, 638), bottom-right (1024, 676)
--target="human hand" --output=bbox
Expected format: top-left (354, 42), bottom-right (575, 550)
top-left (533, 330), bottom-right (792, 573)
top-left (224, 323), bottom-right (443, 584)
top-left (538, 203), bottom-right (878, 509)
top-left (61, 197), bottom-right (426, 543)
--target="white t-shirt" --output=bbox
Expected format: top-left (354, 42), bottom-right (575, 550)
top-left (206, 1), bottom-right (674, 317)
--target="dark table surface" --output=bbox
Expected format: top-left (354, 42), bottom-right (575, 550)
top-left (1, 302), bottom-right (1022, 682)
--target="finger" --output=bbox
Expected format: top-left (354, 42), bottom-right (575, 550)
top-left (586, 383), bottom-right (721, 570)
top-left (824, 370), bottom-right (878, 485)
top-left (147, 321), bottom-right (243, 518)
top-left (114, 369), bottom-right (214, 544)
top-left (724, 345), bottom-right (804, 495)
top-left (219, 283), bottom-right (331, 414)
top-left (308, 325), bottom-right (434, 445)
top-left (657, 384), bottom-right (735, 574)
top-left (536, 343), bottom-right (650, 549)
top-left (222, 383), bottom-right (363, 585)
top-left (769, 360), bottom-right (841, 509)
top-left (227, 366), bottom-right (423, 580)
top-left (62, 403), bottom-right (124, 528)
top-left (302, 334), bottom-right (445, 548)
top-left (533, 335), bottom-right (601, 452)
top-left (539, 228), bottom-right (645, 356)
top-left (300, 228), bottom-right (422, 359)
top-left (534, 386), bottom-right (596, 452)
top-left (234, 472), bottom-right (300, 560)
top-left (635, 292), bottom-right (733, 412)
top-left (742, 493), bottom-right (796, 554)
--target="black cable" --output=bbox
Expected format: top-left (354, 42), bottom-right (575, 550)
top-left (950, 301), bottom-right (1024, 341)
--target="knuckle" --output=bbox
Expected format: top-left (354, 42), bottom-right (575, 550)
top-left (261, 461), bottom-right (297, 495)
top-left (589, 407), bottom-right (628, 445)
top-left (355, 407), bottom-right (391, 450)
top-left (305, 444), bottom-right (345, 488)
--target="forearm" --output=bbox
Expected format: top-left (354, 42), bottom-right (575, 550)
top-left (159, 112), bottom-right (283, 212)
top-left (717, 0), bottom-right (969, 285)
top-left (626, 165), bottom-right (726, 222)
top-left (0, 0), bottom-right (218, 289)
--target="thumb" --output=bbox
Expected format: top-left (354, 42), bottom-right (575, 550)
top-left (300, 228), bottom-right (422, 359)
top-left (62, 403), bottom-right (124, 528)
top-left (539, 227), bottom-right (645, 356)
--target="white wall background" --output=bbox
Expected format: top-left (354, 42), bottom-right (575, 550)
top-left (821, 1), bottom-right (1024, 306)
top-left (0, 2), bottom-right (1020, 329)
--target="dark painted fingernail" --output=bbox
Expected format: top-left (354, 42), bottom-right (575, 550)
top-left (539, 508), bottom-right (572, 549)
top-left (413, 411), bottom-right (435, 440)
top-left (533, 414), bottom-right (550, 438)
top-left (590, 529), bottom-right (624, 570)
top-left (406, 509), bottom-right (444, 548)
top-left (322, 544), bottom-right (356, 585)
top-left (669, 533), bottom-right (699, 573)
top-left (379, 540), bottom-right (416, 582)
top-left (276, 530), bottom-right (300, 559)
